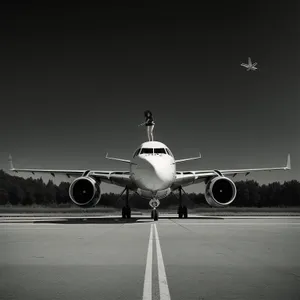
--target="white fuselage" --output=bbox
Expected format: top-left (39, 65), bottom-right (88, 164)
top-left (129, 141), bottom-right (176, 199)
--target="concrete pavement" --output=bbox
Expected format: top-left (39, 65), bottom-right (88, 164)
top-left (1, 216), bottom-right (300, 300)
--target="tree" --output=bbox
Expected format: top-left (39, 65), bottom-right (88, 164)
top-left (0, 169), bottom-right (300, 208)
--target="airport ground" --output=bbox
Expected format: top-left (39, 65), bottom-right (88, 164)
top-left (1, 214), bottom-right (300, 300)
top-left (1, 205), bottom-right (300, 215)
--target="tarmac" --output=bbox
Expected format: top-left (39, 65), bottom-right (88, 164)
top-left (1, 214), bottom-right (300, 300)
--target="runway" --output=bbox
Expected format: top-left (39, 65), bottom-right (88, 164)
top-left (1, 216), bottom-right (300, 300)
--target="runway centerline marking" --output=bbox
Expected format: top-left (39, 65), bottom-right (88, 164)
top-left (154, 223), bottom-right (171, 300)
top-left (143, 224), bottom-right (153, 300)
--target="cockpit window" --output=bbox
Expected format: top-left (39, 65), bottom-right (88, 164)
top-left (133, 148), bottom-right (141, 157)
top-left (140, 148), bottom-right (153, 154)
top-left (166, 148), bottom-right (174, 157)
top-left (154, 148), bottom-right (166, 154)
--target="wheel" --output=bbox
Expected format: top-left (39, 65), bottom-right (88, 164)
top-left (151, 210), bottom-right (154, 219)
top-left (178, 206), bottom-right (183, 218)
top-left (153, 209), bottom-right (159, 221)
top-left (183, 206), bottom-right (188, 218)
top-left (122, 207), bottom-right (126, 218)
top-left (126, 207), bottom-right (131, 219)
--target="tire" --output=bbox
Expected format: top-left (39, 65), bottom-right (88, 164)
top-left (127, 208), bottom-right (131, 219)
top-left (183, 206), bottom-right (188, 218)
top-left (122, 207), bottom-right (126, 218)
top-left (153, 210), bottom-right (159, 221)
top-left (178, 206), bottom-right (183, 218)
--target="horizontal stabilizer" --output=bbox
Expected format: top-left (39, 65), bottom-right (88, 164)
top-left (105, 153), bottom-right (132, 164)
top-left (174, 152), bottom-right (202, 164)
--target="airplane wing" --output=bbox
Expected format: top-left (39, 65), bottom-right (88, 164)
top-left (8, 155), bottom-right (135, 188)
top-left (172, 154), bottom-right (291, 189)
top-left (240, 63), bottom-right (249, 68)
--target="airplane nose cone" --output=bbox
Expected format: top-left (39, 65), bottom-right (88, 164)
top-left (132, 156), bottom-right (174, 190)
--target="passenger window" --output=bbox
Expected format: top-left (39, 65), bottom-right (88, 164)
top-left (140, 148), bottom-right (154, 154)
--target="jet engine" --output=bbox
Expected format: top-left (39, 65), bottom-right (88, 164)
top-left (205, 176), bottom-right (237, 207)
top-left (69, 176), bottom-right (101, 208)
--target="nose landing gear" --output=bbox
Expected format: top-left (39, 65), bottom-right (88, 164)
top-left (149, 198), bottom-right (160, 221)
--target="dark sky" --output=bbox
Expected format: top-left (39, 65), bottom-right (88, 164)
top-left (0, 2), bottom-right (299, 193)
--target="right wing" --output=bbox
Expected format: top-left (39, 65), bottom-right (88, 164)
top-left (172, 154), bottom-right (291, 189)
top-left (8, 155), bottom-right (135, 189)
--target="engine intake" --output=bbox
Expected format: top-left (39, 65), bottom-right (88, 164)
top-left (69, 176), bottom-right (101, 208)
top-left (205, 176), bottom-right (236, 207)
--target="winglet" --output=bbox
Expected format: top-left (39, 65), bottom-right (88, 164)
top-left (8, 154), bottom-right (14, 170)
top-left (286, 154), bottom-right (291, 170)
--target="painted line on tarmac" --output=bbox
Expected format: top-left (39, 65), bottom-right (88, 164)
top-left (154, 223), bottom-right (171, 300)
top-left (143, 224), bottom-right (153, 300)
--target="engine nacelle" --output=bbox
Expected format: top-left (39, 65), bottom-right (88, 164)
top-left (205, 176), bottom-right (237, 207)
top-left (69, 176), bottom-right (101, 208)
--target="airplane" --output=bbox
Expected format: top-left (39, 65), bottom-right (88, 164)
top-left (241, 57), bottom-right (258, 71)
top-left (8, 141), bottom-right (291, 221)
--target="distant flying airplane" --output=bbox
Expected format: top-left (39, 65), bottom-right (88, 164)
top-left (241, 57), bottom-right (258, 71)
top-left (9, 140), bottom-right (290, 221)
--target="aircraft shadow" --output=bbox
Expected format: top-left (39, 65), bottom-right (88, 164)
top-left (33, 215), bottom-right (223, 224)
top-left (33, 217), bottom-right (150, 224)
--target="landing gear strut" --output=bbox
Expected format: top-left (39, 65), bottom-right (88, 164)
top-left (149, 198), bottom-right (160, 221)
top-left (121, 188), bottom-right (131, 219)
top-left (177, 187), bottom-right (188, 218)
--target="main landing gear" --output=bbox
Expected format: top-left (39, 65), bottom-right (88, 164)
top-left (120, 188), bottom-right (131, 219)
top-left (177, 187), bottom-right (188, 219)
top-left (149, 198), bottom-right (160, 221)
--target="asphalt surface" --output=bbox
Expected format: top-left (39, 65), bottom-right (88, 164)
top-left (1, 215), bottom-right (300, 300)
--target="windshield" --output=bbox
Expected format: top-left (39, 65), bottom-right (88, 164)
top-left (140, 148), bottom-right (153, 154)
top-left (133, 148), bottom-right (141, 157)
top-left (166, 148), bottom-right (174, 157)
top-left (154, 148), bottom-right (166, 154)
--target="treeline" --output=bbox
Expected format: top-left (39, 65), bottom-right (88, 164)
top-left (0, 170), bottom-right (299, 208)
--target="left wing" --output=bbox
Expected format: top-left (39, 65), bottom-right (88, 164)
top-left (8, 155), bottom-right (135, 188)
top-left (172, 154), bottom-right (291, 189)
